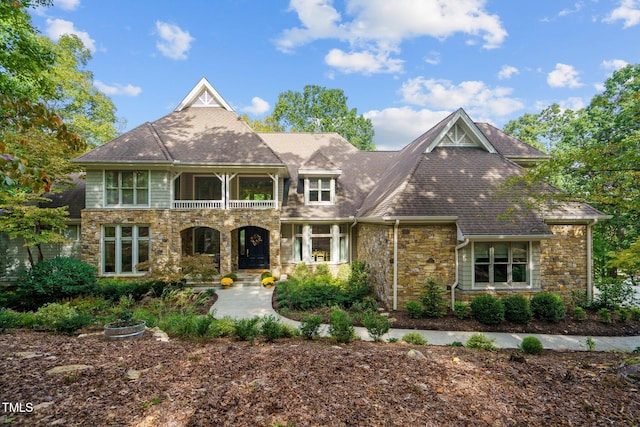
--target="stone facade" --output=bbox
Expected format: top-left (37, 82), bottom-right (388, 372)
top-left (540, 224), bottom-right (588, 300)
top-left (356, 224), bottom-right (393, 305)
top-left (81, 208), bottom-right (281, 277)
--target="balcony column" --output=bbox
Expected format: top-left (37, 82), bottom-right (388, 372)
top-left (332, 224), bottom-right (340, 263)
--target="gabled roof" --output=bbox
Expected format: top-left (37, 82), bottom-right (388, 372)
top-left (299, 150), bottom-right (341, 175)
top-left (174, 77), bottom-right (233, 112)
top-left (476, 122), bottom-right (549, 163)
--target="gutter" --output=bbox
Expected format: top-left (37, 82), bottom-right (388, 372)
top-left (587, 219), bottom-right (598, 302)
top-left (451, 238), bottom-right (470, 309)
top-left (349, 217), bottom-right (358, 263)
top-left (393, 219), bottom-right (399, 311)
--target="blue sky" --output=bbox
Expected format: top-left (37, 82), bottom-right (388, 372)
top-left (31, 0), bottom-right (640, 150)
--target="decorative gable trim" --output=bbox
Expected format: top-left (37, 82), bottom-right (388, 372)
top-left (425, 108), bottom-right (497, 153)
top-left (175, 77), bottom-right (233, 112)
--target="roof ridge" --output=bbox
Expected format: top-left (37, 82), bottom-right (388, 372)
top-left (147, 122), bottom-right (174, 161)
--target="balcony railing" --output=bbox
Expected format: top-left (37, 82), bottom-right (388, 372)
top-left (172, 200), bottom-right (277, 209)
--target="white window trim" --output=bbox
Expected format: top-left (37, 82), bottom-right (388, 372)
top-left (104, 170), bottom-right (150, 208)
top-left (102, 224), bottom-right (150, 275)
top-left (471, 241), bottom-right (532, 289)
top-left (293, 223), bottom-right (347, 263)
top-left (304, 177), bottom-right (335, 206)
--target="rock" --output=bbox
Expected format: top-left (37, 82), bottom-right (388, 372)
top-left (249, 378), bottom-right (266, 388)
top-left (126, 369), bottom-right (142, 380)
top-left (46, 365), bottom-right (92, 375)
top-left (33, 402), bottom-right (54, 411)
top-left (407, 349), bottom-right (426, 360)
top-left (146, 327), bottom-right (170, 342)
top-left (618, 358), bottom-right (640, 384)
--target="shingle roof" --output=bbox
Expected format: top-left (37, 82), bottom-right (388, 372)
top-left (476, 122), bottom-right (549, 160)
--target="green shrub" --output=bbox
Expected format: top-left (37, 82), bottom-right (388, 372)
top-left (260, 315), bottom-right (283, 343)
top-left (313, 263), bottom-right (332, 280)
top-left (233, 317), bottom-right (260, 343)
top-left (419, 280), bottom-right (447, 318)
top-left (350, 296), bottom-right (379, 313)
top-left (446, 341), bottom-right (464, 347)
top-left (96, 278), bottom-right (165, 302)
top-left (277, 279), bottom-right (346, 310)
top-left (291, 262), bottom-right (311, 281)
top-left (573, 306), bottom-right (587, 322)
top-left (402, 332), bottom-right (427, 345)
top-left (210, 316), bottom-right (236, 338)
top-left (16, 257), bottom-right (97, 309)
top-left (465, 333), bottom-right (498, 351)
top-left (597, 308), bottom-right (612, 324)
top-left (260, 271), bottom-right (273, 280)
top-left (502, 295), bottom-right (532, 325)
top-left (132, 307), bottom-right (159, 328)
top-left (299, 313), bottom-right (323, 340)
top-left (630, 307), bottom-right (640, 321)
top-left (616, 308), bottom-right (630, 322)
top-left (593, 278), bottom-right (636, 310)
top-left (329, 308), bottom-right (355, 343)
top-left (361, 310), bottom-right (392, 342)
top-left (35, 302), bottom-right (77, 331)
top-left (336, 263), bottom-right (352, 283)
top-left (470, 294), bottom-right (505, 326)
top-left (571, 290), bottom-right (589, 309)
top-left (193, 315), bottom-right (214, 340)
top-left (453, 301), bottom-right (471, 320)
top-left (530, 292), bottom-right (566, 323)
top-left (343, 261), bottom-right (370, 305)
top-left (54, 313), bottom-right (93, 335)
top-left (519, 336), bottom-right (543, 355)
top-left (180, 255), bottom-right (219, 281)
top-left (406, 301), bottom-right (424, 319)
top-left (222, 273), bottom-right (237, 281)
top-left (279, 323), bottom-right (299, 338)
top-left (0, 309), bottom-right (21, 329)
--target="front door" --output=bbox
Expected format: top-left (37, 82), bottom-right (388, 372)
top-left (238, 226), bottom-right (270, 269)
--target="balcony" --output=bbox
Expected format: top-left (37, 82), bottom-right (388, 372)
top-left (172, 199), bottom-right (277, 209)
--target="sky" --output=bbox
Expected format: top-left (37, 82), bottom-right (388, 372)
top-left (30, 0), bottom-right (640, 151)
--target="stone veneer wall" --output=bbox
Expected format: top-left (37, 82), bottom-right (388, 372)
top-left (81, 209), bottom-right (281, 277)
top-left (539, 224), bottom-right (588, 300)
top-left (356, 223), bottom-right (457, 310)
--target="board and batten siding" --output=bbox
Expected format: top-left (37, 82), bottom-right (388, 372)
top-left (84, 169), bottom-right (171, 209)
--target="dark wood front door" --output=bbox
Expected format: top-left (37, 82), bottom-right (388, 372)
top-left (238, 226), bottom-right (270, 269)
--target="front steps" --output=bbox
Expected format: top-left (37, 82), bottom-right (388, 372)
top-left (190, 271), bottom-right (266, 291)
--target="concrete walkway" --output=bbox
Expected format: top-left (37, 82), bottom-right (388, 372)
top-left (210, 285), bottom-right (640, 352)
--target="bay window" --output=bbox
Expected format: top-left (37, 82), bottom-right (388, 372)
top-left (293, 223), bottom-right (348, 263)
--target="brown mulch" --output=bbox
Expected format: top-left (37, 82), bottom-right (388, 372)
top-left (1, 330), bottom-right (639, 426)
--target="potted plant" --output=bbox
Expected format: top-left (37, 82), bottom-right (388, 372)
top-left (104, 310), bottom-right (146, 341)
top-left (261, 276), bottom-right (276, 288)
top-left (220, 276), bottom-right (234, 289)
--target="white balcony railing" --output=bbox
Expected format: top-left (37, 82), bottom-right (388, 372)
top-left (228, 200), bottom-right (277, 209)
top-left (172, 200), bottom-right (224, 209)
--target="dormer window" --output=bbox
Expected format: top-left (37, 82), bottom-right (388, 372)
top-left (304, 177), bottom-right (336, 205)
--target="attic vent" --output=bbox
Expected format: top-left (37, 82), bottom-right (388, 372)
top-left (193, 90), bottom-right (218, 107)
top-left (443, 123), bottom-right (475, 147)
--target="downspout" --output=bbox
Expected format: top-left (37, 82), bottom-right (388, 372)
top-left (349, 218), bottom-right (358, 262)
top-left (587, 219), bottom-right (598, 303)
top-left (451, 239), bottom-right (470, 309)
top-left (393, 220), bottom-right (399, 311)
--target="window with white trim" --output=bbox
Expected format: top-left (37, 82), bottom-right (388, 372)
top-left (474, 242), bottom-right (528, 285)
top-left (105, 171), bottom-right (149, 206)
top-left (103, 224), bottom-right (150, 274)
top-left (293, 223), bottom-right (347, 263)
top-left (305, 177), bottom-right (334, 205)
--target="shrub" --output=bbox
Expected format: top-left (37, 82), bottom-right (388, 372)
top-left (279, 323), bottom-right (299, 338)
top-left (96, 278), bottom-right (164, 302)
top-left (329, 308), bottom-right (355, 344)
top-left (336, 263), bottom-right (351, 283)
top-left (313, 263), bottom-right (332, 280)
top-left (54, 313), bottom-right (93, 335)
top-left (530, 292), bottom-right (566, 323)
top-left (180, 255), bottom-right (218, 281)
top-left (419, 280), bottom-right (448, 318)
top-left (470, 294), bottom-right (505, 326)
top-left (193, 315), bottom-right (214, 340)
top-left (593, 278), bottom-right (636, 310)
top-left (453, 301), bottom-right (471, 320)
top-left (35, 303), bottom-right (77, 331)
top-left (291, 263), bottom-right (311, 281)
top-left (573, 306), bottom-right (587, 322)
top-left (630, 307), bottom-right (640, 321)
top-left (597, 308), bottom-right (612, 324)
top-left (519, 336), bottom-right (544, 355)
top-left (465, 333), bottom-right (498, 351)
top-left (350, 296), bottom-right (378, 313)
top-left (402, 332), bottom-right (427, 345)
top-left (406, 301), bottom-right (424, 319)
top-left (233, 317), bottom-right (260, 343)
top-left (16, 257), bottom-right (97, 309)
top-left (0, 309), bottom-right (22, 330)
top-left (361, 310), bottom-right (392, 342)
top-left (222, 273), bottom-right (238, 281)
top-left (277, 279), bottom-right (345, 310)
top-left (343, 261), bottom-right (370, 305)
top-left (617, 308), bottom-right (630, 322)
top-left (210, 316), bottom-right (236, 338)
top-left (260, 315), bottom-right (283, 343)
top-left (299, 314), bottom-right (323, 340)
top-left (502, 295), bottom-right (532, 325)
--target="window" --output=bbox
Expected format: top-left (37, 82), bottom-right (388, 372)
top-left (194, 176), bottom-right (222, 200)
top-left (103, 225), bottom-right (150, 274)
top-left (63, 224), bottom-right (80, 241)
top-left (305, 177), bottom-right (334, 205)
top-left (294, 223), bottom-right (347, 263)
top-left (106, 171), bottom-right (149, 206)
top-left (474, 242), bottom-right (528, 285)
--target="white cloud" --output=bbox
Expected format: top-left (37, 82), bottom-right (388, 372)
top-left (399, 77), bottom-right (524, 117)
top-left (276, 0), bottom-right (508, 75)
top-left (94, 81), bottom-right (142, 96)
top-left (241, 97), bottom-right (270, 115)
top-left (424, 51), bottom-right (440, 65)
top-left (497, 65), bottom-right (519, 80)
top-left (558, 2), bottom-right (584, 17)
top-left (56, 0), bottom-right (80, 11)
top-left (45, 18), bottom-right (96, 52)
top-left (604, 0), bottom-right (640, 28)
top-left (557, 97), bottom-right (585, 111)
top-left (601, 59), bottom-right (629, 71)
top-left (324, 48), bottom-right (403, 74)
top-left (547, 63), bottom-right (582, 88)
top-left (365, 107), bottom-right (452, 150)
top-left (155, 21), bottom-right (194, 60)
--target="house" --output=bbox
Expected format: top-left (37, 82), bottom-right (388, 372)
top-left (2, 78), bottom-right (609, 310)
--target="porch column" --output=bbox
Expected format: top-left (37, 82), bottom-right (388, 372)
top-left (302, 224), bottom-right (311, 263)
top-left (219, 230), bottom-right (233, 275)
top-left (332, 224), bottom-right (340, 263)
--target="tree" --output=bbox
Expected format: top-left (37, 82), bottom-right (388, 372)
top-left (271, 85), bottom-right (375, 150)
top-left (239, 114), bottom-right (284, 132)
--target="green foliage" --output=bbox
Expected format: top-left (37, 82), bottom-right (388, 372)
top-left (180, 255), bottom-right (219, 281)
top-left (343, 260), bottom-right (370, 305)
top-left (34, 302), bottom-right (77, 331)
top-left (630, 307), bottom-right (640, 321)
top-left (271, 85), bottom-right (375, 150)
top-left (0, 309), bottom-right (22, 330)
top-left (53, 312), bottom-right (92, 335)
top-left (313, 263), bottom-right (332, 279)
top-left (616, 308), bottom-right (630, 322)
top-left (16, 257), bottom-right (97, 309)
top-left (519, 336), bottom-right (544, 355)
top-left (209, 316), bottom-right (236, 338)
top-left (336, 263), bottom-right (352, 283)
top-left (350, 296), bottom-right (378, 313)
top-left (406, 301), bottom-right (424, 319)
top-left (453, 301), bottom-right (471, 320)
top-left (585, 337), bottom-right (596, 352)
top-left (470, 294), bottom-right (505, 326)
top-left (328, 307), bottom-right (355, 344)
top-left (233, 317), bottom-right (261, 344)
top-left (361, 310), bottom-right (391, 342)
top-left (402, 332), bottom-right (427, 346)
top-left (593, 278), bottom-right (637, 310)
top-left (573, 306), bottom-right (587, 322)
top-left (446, 341), bottom-right (464, 347)
top-left (419, 279), bottom-right (448, 318)
top-left (465, 333), bottom-right (498, 351)
top-left (95, 278), bottom-right (166, 303)
top-left (291, 262), bottom-right (311, 281)
top-left (276, 278), bottom-right (345, 310)
top-left (299, 313), bottom-right (323, 340)
top-left (260, 315), bottom-right (284, 343)
top-left (502, 295), bottom-right (533, 325)
top-left (597, 308), bottom-right (612, 324)
top-left (530, 292), bottom-right (566, 323)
